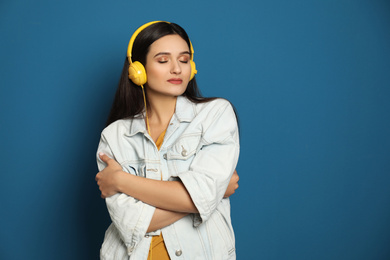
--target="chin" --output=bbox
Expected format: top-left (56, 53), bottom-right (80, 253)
top-left (166, 85), bottom-right (187, 97)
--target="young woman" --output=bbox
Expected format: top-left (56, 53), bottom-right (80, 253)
top-left (95, 21), bottom-right (240, 260)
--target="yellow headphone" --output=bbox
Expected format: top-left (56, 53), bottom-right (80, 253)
top-left (127, 21), bottom-right (197, 86)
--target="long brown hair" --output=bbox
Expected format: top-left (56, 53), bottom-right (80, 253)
top-left (105, 22), bottom-right (216, 126)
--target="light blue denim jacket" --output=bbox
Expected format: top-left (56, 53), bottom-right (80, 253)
top-left (97, 96), bottom-right (240, 260)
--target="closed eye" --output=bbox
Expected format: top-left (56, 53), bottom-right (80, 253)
top-left (179, 55), bottom-right (190, 64)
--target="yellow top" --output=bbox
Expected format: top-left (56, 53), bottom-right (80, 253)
top-left (155, 130), bottom-right (166, 150)
top-left (148, 129), bottom-right (170, 260)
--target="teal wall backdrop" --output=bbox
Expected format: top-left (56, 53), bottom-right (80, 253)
top-left (1, 0), bottom-right (389, 259)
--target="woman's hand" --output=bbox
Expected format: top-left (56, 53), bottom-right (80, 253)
top-left (95, 153), bottom-right (125, 198)
top-left (224, 170), bottom-right (239, 198)
top-left (96, 153), bottom-right (239, 200)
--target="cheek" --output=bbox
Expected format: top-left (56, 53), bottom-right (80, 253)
top-left (145, 66), bottom-right (162, 82)
top-left (183, 65), bottom-right (192, 78)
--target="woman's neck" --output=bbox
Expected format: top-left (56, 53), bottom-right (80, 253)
top-left (146, 94), bottom-right (177, 142)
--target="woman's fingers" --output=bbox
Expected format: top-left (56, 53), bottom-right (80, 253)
top-left (99, 152), bottom-right (112, 164)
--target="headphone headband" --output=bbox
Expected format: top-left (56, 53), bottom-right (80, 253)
top-left (127, 21), bottom-right (164, 63)
top-left (127, 21), bottom-right (195, 64)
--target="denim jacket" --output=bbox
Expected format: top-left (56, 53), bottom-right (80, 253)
top-left (96, 96), bottom-right (240, 260)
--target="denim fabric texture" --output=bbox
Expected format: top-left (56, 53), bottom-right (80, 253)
top-left (97, 96), bottom-right (240, 260)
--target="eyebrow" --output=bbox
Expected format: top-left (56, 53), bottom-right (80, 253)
top-left (153, 51), bottom-right (191, 58)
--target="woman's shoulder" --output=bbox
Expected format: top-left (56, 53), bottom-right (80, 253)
top-left (183, 96), bottom-right (233, 111)
top-left (177, 96), bottom-right (235, 122)
top-left (192, 97), bottom-right (235, 117)
top-left (100, 116), bottom-right (141, 137)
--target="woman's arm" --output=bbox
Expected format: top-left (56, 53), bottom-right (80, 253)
top-left (95, 138), bottom-right (157, 248)
top-left (96, 100), bottom-right (239, 229)
top-left (96, 154), bottom-right (239, 231)
top-left (146, 171), bottom-right (237, 231)
top-left (147, 208), bottom-right (188, 233)
top-left (96, 153), bottom-right (239, 213)
top-left (96, 153), bottom-right (197, 213)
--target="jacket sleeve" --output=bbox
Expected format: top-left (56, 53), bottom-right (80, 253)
top-left (176, 100), bottom-right (240, 226)
top-left (96, 133), bottom-right (157, 253)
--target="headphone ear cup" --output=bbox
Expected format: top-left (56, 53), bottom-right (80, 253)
top-left (190, 60), bottom-right (197, 81)
top-left (128, 61), bottom-right (147, 86)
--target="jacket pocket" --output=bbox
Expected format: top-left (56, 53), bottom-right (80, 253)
top-left (122, 162), bottom-right (146, 177)
top-left (168, 133), bottom-right (201, 159)
top-left (166, 133), bottom-right (202, 174)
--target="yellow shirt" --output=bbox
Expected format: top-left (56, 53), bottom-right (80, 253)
top-left (148, 130), bottom-right (170, 260)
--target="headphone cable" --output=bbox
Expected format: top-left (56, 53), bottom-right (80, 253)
top-left (141, 85), bottom-right (151, 136)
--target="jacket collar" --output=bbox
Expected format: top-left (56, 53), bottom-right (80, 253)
top-left (126, 96), bottom-right (195, 137)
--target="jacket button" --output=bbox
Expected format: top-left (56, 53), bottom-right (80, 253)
top-left (175, 249), bottom-right (182, 256)
top-left (181, 151), bottom-right (187, 157)
top-left (163, 154), bottom-right (167, 160)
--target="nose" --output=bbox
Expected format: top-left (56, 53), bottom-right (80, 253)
top-left (170, 60), bottom-right (182, 75)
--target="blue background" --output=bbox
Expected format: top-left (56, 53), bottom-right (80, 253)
top-left (1, 0), bottom-right (390, 259)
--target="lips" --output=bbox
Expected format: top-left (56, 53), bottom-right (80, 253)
top-left (167, 78), bottom-right (183, 84)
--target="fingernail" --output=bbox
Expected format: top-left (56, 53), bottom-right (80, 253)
top-left (99, 152), bottom-right (104, 156)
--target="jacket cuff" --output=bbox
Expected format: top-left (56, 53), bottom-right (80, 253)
top-left (177, 171), bottom-right (213, 226)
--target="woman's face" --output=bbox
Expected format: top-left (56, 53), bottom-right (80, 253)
top-left (144, 34), bottom-right (191, 98)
